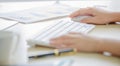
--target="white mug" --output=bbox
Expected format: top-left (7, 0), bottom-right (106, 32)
top-left (0, 31), bottom-right (28, 65)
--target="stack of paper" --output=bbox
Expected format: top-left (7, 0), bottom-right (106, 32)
top-left (0, 19), bottom-right (18, 30)
top-left (0, 4), bottom-right (78, 24)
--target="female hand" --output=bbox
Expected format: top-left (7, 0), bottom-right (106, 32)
top-left (50, 32), bottom-right (102, 52)
top-left (70, 7), bottom-right (116, 24)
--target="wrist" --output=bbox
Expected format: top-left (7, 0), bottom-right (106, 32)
top-left (95, 38), bottom-right (105, 53)
top-left (110, 12), bottom-right (120, 22)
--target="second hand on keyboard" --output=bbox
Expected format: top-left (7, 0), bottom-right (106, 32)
top-left (28, 19), bottom-right (95, 47)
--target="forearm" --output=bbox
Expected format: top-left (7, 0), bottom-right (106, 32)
top-left (111, 12), bottom-right (120, 22)
top-left (96, 12), bottom-right (120, 56)
top-left (98, 38), bottom-right (120, 56)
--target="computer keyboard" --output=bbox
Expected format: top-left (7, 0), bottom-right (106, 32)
top-left (0, 4), bottom-right (78, 24)
top-left (28, 19), bottom-right (95, 47)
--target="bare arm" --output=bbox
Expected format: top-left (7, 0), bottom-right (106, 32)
top-left (50, 7), bottom-right (120, 57)
top-left (98, 38), bottom-right (120, 56)
top-left (69, 7), bottom-right (120, 24)
top-left (50, 33), bottom-right (120, 57)
top-left (111, 12), bottom-right (120, 22)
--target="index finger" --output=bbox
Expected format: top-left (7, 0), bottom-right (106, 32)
top-left (69, 7), bottom-right (93, 18)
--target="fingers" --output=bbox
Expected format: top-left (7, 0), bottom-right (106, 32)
top-left (69, 10), bottom-right (82, 18)
top-left (50, 36), bottom-right (79, 51)
top-left (50, 32), bottom-right (84, 49)
top-left (81, 17), bottom-right (108, 24)
top-left (81, 17), bottom-right (97, 24)
top-left (69, 7), bottom-right (93, 18)
top-left (69, 7), bottom-right (111, 24)
top-left (68, 32), bottom-right (82, 34)
top-left (50, 33), bottom-right (78, 48)
top-left (50, 38), bottom-right (72, 48)
top-left (50, 35), bottom-right (74, 44)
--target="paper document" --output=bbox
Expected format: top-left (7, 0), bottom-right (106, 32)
top-left (0, 19), bottom-right (18, 30)
top-left (0, 4), bottom-right (78, 24)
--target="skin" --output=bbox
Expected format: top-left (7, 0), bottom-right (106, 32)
top-left (70, 7), bottom-right (120, 24)
top-left (50, 7), bottom-right (120, 57)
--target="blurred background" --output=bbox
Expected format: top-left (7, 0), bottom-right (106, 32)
top-left (0, 0), bottom-right (111, 12)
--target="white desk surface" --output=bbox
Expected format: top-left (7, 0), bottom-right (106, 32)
top-left (0, 2), bottom-right (120, 66)
top-left (1, 16), bottom-right (119, 66)
top-left (28, 47), bottom-right (120, 66)
top-left (5, 18), bottom-right (120, 66)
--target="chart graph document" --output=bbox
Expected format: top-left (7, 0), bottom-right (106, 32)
top-left (0, 4), bottom-right (78, 24)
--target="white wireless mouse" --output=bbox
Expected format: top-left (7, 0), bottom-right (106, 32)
top-left (71, 16), bottom-right (91, 22)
